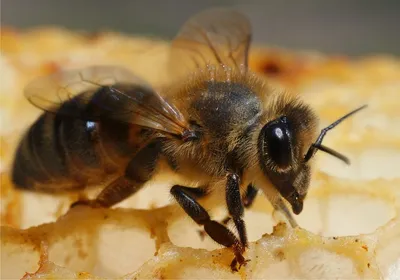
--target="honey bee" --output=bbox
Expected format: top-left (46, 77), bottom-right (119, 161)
top-left (11, 8), bottom-right (366, 271)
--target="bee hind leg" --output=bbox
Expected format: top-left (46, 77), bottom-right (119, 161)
top-left (170, 185), bottom-right (246, 272)
top-left (70, 176), bottom-right (144, 209)
top-left (70, 140), bottom-right (162, 209)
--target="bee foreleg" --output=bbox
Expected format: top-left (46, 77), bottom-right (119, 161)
top-left (71, 140), bottom-right (162, 209)
top-left (242, 184), bottom-right (259, 208)
top-left (197, 184), bottom-right (257, 239)
top-left (170, 185), bottom-right (246, 272)
top-left (225, 173), bottom-right (251, 271)
top-left (225, 174), bottom-right (247, 247)
top-left (215, 184), bottom-right (258, 227)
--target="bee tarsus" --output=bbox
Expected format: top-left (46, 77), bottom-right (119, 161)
top-left (230, 246), bottom-right (250, 272)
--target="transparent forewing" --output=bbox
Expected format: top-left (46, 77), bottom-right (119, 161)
top-left (24, 65), bottom-right (188, 135)
top-left (169, 8), bottom-right (252, 79)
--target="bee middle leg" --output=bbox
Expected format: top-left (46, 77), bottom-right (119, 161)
top-left (170, 185), bottom-right (246, 272)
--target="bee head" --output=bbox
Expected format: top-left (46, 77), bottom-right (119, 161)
top-left (257, 99), bottom-right (366, 215)
top-left (258, 108), bottom-right (315, 214)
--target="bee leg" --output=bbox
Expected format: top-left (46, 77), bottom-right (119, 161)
top-left (70, 176), bottom-right (138, 208)
top-left (242, 184), bottom-right (259, 209)
top-left (220, 184), bottom-right (298, 228)
top-left (198, 184), bottom-right (258, 240)
top-left (172, 185), bottom-right (211, 240)
top-left (225, 173), bottom-right (251, 271)
top-left (71, 140), bottom-right (162, 209)
top-left (220, 184), bottom-right (259, 226)
top-left (170, 185), bottom-right (245, 272)
top-left (173, 185), bottom-right (209, 198)
top-left (224, 183), bottom-right (298, 228)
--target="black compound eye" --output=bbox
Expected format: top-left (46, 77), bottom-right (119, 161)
top-left (262, 117), bottom-right (292, 168)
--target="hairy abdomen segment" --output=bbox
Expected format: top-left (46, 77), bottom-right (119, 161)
top-left (11, 112), bottom-right (145, 193)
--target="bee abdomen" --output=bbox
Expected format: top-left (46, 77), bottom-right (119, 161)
top-left (12, 113), bottom-right (69, 191)
top-left (11, 113), bottom-right (116, 192)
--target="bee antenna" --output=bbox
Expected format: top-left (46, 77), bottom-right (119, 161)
top-left (304, 104), bottom-right (368, 163)
top-left (310, 144), bottom-right (350, 164)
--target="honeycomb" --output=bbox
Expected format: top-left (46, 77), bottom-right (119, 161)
top-left (0, 28), bottom-right (399, 279)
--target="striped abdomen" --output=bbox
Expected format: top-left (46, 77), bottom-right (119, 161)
top-left (11, 112), bottom-right (147, 193)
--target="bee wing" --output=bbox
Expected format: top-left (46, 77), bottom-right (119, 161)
top-left (24, 65), bottom-right (189, 135)
top-left (169, 8), bottom-right (252, 78)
